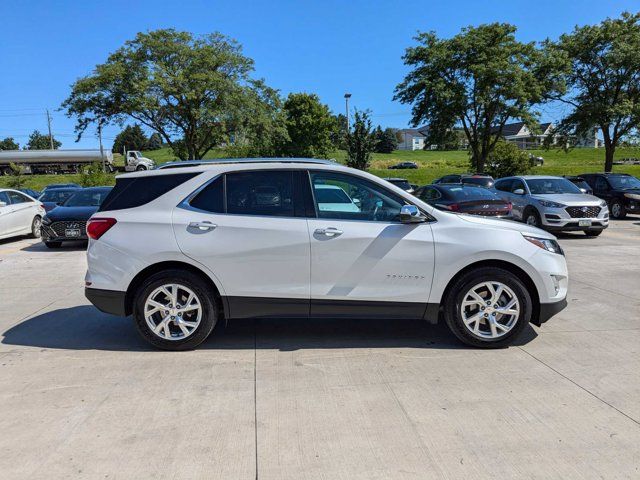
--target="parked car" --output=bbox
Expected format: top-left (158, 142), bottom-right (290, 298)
top-left (389, 161), bottom-right (418, 170)
top-left (19, 188), bottom-right (41, 199)
top-left (563, 176), bottom-right (593, 195)
top-left (84, 158), bottom-right (567, 351)
top-left (493, 176), bottom-right (608, 236)
top-left (40, 186), bottom-right (112, 248)
top-left (414, 184), bottom-right (512, 217)
top-left (0, 189), bottom-right (45, 240)
top-left (39, 187), bottom-right (81, 212)
top-left (529, 154), bottom-right (544, 166)
top-left (433, 174), bottom-right (495, 188)
top-left (383, 177), bottom-right (415, 193)
top-left (580, 173), bottom-right (640, 219)
top-left (42, 183), bottom-right (81, 191)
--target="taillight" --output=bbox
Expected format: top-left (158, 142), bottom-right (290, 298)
top-left (449, 203), bottom-right (460, 212)
top-left (87, 217), bottom-right (117, 240)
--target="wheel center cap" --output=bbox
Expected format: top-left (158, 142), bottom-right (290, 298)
top-left (169, 307), bottom-right (178, 316)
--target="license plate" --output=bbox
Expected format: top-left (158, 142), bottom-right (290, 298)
top-left (578, 220), bottom-right (592, 227)
top-left (65, 228), bottom-right (81, 237)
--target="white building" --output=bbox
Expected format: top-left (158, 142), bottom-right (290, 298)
top-left (396, 129), bottom-right (426, 151)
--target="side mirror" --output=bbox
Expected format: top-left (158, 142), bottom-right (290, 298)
top-left (580, 188), bottom-right (587, 194)
top-left (400, 205), bottom-right (426, 223)
top-left (513, 188), bottom-right (525, 195)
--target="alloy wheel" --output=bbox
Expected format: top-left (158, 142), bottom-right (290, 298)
top-left (32, 217), bottom-right (42, 238)
top-left (611, 202), bottom-right (622, 218)
top-left (144, 283), bottom-right (202, 341)
top-left (460, 281), bottom-right (520, 339)
top-left (525, 214), bottom-right (538, 226)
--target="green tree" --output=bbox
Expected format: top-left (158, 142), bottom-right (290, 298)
top-left (112, 124), bottom-right (148, 154)
top-left (374, 127), bottom-right (398, 153)
top-left (346, 110), bottom-right (376, 170)
top-left (0, 137), bottom-right (19, 150)
top-left (281, 93), bottom-right (335, 158)
top-left (147, 132), bottom-right (163, 150)
top-left (26, 130), bottom-right (61, 150)
top-left (79, 162), bottom-right (114, 187)
top-left (330, 113), bottom-right (348, 150)
top-left (62, 29), bottom-right (282, 160)
top-left (395, 23), bottom-right (559, 172)
top-left (6, 163), bottom-right (26, 189)
top-left (484, 141), bottom-right (533, 178)
top-left (544, 12), bottom-right (640, 172)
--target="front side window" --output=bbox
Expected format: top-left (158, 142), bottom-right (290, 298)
top-left (511, 180), bottom-right (526, 193)
top-left (310, 171), bottom-right (405, 222)
top-left (418, 187), bottom-right (441, 201)
top-left (226, 171), bottom-right (295, 217)
top-left (594, 177), bottom-right (609, 191)
top-left (494, 179), bottom-right (513, 192)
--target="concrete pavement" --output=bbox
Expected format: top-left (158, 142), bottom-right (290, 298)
top-left (0, 220), bottom-right (639, 479)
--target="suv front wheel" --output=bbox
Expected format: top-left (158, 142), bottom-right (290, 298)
top-left (444, 267), bottom-right (532, 348)
top-left (133, 269), bottom-right (218, 350)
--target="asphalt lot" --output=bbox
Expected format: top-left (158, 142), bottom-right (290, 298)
top-left (1, 220), bottom-right (639, 479)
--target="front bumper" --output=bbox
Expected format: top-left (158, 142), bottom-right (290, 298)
top-left (85, 287), bottom-right (128, 316)
top-left (540, 205), bottom-right (608, 231)
top-left (536, 298), bottom-right (568, 325)
top-left (41, 222), bottom-right (88, 242)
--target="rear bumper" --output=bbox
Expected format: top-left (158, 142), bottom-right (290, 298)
top-left (536, 298), bottom-right (568, 325)
top-left (85, 287), bottom-right (128, 316)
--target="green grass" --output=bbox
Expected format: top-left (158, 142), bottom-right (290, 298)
top-left (2, 146), bottom-right (639, 191)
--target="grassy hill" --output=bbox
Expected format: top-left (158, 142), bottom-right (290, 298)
top-left (2, 146), bottom-right (639, 191)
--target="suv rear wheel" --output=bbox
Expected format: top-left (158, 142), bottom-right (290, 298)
top-left (609, 200), bottom-right (626, 219)
top-left (443, 267), bottom-right (532, 348)
top-left (133, 269), bottom-right (217, 350)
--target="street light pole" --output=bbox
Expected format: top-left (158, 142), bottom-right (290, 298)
top-left (344, 93), bottom-right (352, 134)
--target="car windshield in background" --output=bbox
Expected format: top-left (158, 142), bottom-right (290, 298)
top-left (389, 180), bottom-right (411, 190)
top-left (462, 177), bottom-right (493, 188)
top-left (608, 175), bottom-right (640, 190)
top-left (63, 190), bottom-right (111, 207)
top-left (443, 186), bottom-right (499, 199)
top-left (572, 180), bottom-right (591, 191)
top-left (527, 178), bottom-right (581, 195)
top-left (40, 190), bottom-right (75, 203)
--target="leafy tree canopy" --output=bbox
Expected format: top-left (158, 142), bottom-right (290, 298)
top-left (484, 141), bottom-right (533, 178)
top-left (0, 137), bottom-right (20, 150)
top-left (374, 127), bottom-right (398, 153)
top-left (62, 29), bottom-right (282, 160)
top-left (26, 130), bottom-right (61, 150)
top-left (346, 110), bottom-right (376, 170)
top-left (281, 93), bottom-right (335, 158)
top-left (112, 124), bottom-right (148, 153)
top-left (544, 12), bottom-right (640, 172)
top-left (395, 23), bottom-right (559, 172)
top-left (147, 132), bottom-right (163, 150)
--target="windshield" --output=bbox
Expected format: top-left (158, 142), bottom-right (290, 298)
top-left (63, 190), bottom-right (110, 207)
top-left (526, 178), bottom-right (581, 195)
top-left (443, 186), bottom-right (499, 200)
top-left (462, 177), bottom-right (494, 188)
top-left (607, 175), bottom-right (640, 190)
top-left (40, 190), bottom-right (75, 203)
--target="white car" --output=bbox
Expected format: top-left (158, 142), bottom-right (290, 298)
top-left (84, 159), bottom-right (568, 350)
top-left (0, 189), bottom-right (45, 241)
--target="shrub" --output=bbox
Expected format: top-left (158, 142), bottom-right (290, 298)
top-left (80, 162), bottom-right (113, 187)
top-left (484, 141), bottom-right (533, 177)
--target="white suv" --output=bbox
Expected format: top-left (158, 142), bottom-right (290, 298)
top-left (84, 159), bottom-right (568, 350)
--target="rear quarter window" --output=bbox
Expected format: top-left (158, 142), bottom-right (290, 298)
top-left (99, 172), bottom-right (200, 211)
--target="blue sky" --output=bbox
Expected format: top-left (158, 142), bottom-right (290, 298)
top-left (1, 0), bottom-right (638, 149)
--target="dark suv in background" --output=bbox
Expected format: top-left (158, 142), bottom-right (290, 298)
top-left (580, 173), bottom-right (640, 219)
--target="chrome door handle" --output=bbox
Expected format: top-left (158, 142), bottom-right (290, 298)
top-left (314, 227), bottom-right (343, 237)
top-left (188, 221), bottom-right (217, 231)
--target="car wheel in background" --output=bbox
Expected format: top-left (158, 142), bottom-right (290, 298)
top-left (443, 267), bottom-right (532, 348)
top-left (44, 241), bottom-right (62, 248)
top-left (133, 269), bottom-right (217, 351)
top-left (524, 208), bottom-right (542, 228)
top-left (610, 200), bottom-right (626, 219)
top-left (584, 229), bottom-right (603, 237)
top-left (30, 216), bottom-right (42, 238)
top-left (136, 165), bottom-right (147, 171)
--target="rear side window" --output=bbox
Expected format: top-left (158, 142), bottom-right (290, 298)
top-left (494, 179), bottom-right (512, 192)
top-left (99, 173), bottom-right (200, 211)
top-left (189, 176), bottom-right (224, 213)
top-left (226, 171), bottom-right (294, 217)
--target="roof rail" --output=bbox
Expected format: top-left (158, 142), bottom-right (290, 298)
top-left (156, 157), bottom-right (338, 169)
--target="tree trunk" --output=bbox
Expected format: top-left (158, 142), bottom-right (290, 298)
top-left (604, 145), bottom-right (614, 173)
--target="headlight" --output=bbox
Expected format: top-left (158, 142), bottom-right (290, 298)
top-left (624, 193), bottom-right (640, 200)
top-left (600, 200), bottom-right (608, 208)
top-left (538, 200), bottom-right (566, 208)
top-left (522, 234), bottom-right (564, 255)
top-left (42, 216), bottom-right (51, 225)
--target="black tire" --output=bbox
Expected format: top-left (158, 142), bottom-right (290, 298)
top-left (136, 165), bottom-right (147, 171)
top-left (609, 200), bottom-right (626, 219)
top-left (30, 216), bottom-right (42, 238)
top-left (523, 208), bottom-right (542, 228)
top-left (133, 269), bottom-right (217, 351)
top-left (443, 267), bottom-right (532, 348)
top-left (45, 241), bottom-right (62, 248)
top-left (584, 229), bottom-right (603, 237)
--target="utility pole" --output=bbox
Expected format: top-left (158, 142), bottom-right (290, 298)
top-left (46, 109), bottom-right (54, 149)
top-left (344, 93), bottom-right (352, 134)
top-left (97, 120), bottom-right (105, 172)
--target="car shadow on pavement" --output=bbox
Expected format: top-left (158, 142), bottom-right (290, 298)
top-left (2, 305), bottom-right (538, 352)
top-left (21, 241), bottom-right (87, 252)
